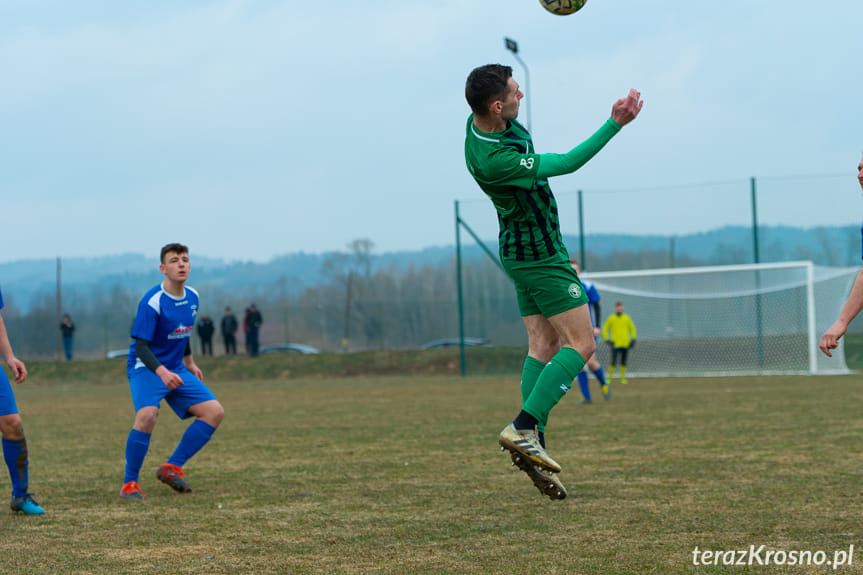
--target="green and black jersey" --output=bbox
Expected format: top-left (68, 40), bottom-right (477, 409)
top-left (464, 115), bottom-right (621, 262)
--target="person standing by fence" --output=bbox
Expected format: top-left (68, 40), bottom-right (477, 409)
top-left (221, 307), bottom-right (238, 355)
top-left (196, 313), bottom-right (214, 357)
top-left (60, 313), bottom-right (75, 361)
top-left (246, 304), bottom-right (262, 357)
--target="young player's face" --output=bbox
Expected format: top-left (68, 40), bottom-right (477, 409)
top-left (499, 77), bottom-right (523, 121)
top-left (615, 304), bottom-right (624, 315)
top-left (857, 158), bottom-right (863, 191)
top-left (160, 251), bottom-right (190, 284)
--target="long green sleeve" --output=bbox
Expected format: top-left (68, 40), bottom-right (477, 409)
top-left (536, 118), bottom-right (621, 178)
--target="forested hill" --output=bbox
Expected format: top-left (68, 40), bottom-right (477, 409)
top-left (2, 224), bottom-right (858, 311)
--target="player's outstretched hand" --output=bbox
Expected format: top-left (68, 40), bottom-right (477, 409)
top-left (611, 89), bottom-right (643, 127)
top-left (819, 321), bottom-right (847, 357)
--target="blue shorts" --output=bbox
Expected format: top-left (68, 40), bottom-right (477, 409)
top-left (127, 366), bottom-right (217, 419)
top-left (0, 368), bottom-right (18, 416)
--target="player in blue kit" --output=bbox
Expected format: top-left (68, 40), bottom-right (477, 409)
top-left (570, 262), bottom-right (609, 404)
top-left (0, 288), bottom-right (44, 515)
top-left (120, 243), bottom-right (225, 500)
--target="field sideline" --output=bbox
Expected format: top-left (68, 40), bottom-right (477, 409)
top-left (0, 365), bottom-right (861, 574)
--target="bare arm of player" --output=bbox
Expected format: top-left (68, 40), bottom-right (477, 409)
top-left (183, 340), bottom-right (203, 381)
top-left (0, 313), bottom-right (26, 384)
top-left (820, 269), bottom-right (863, 357)
top-left (184, 356), bottom-right (203, 381)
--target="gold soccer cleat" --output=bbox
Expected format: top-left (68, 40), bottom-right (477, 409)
top-left (498, 423), bottom-right (561, 473)
top-left (510, 452), bottom-right (567, 500)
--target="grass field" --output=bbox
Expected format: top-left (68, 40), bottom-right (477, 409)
top-left (1, 355), bottom-right (862, 574)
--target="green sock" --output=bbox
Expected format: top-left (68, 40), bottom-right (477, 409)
top-left (520, 356), bottom-right (547, 430)
top-left (523, 347), bottom-right (585, 428)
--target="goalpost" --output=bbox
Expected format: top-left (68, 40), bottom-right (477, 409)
top-left (584, 261), bottom-right (859, 377)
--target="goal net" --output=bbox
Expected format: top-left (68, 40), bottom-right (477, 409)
top-left (584, 261), bottom-right (859, 377)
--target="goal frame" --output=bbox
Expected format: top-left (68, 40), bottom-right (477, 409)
top-left (584, 261), bottom-right (832, 376)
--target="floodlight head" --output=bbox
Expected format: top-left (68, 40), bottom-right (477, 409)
top-left (504, 37), bottom-right (518, 54)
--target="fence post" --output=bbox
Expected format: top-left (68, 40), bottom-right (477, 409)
top-left (455, 200), bottom-right (466, 376)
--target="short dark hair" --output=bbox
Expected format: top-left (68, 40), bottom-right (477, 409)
top-left (160, 242), bottom-right (189, 263)
top-left (465, 64), bottom-right (512, 116)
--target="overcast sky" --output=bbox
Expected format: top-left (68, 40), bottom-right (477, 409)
top-left (1, 0), bottom-right (861, 264)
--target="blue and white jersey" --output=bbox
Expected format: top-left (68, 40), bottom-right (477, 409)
top-left (128, 283), bottom-right (199, 371)
top-left (0, 288), bottom-right (4, 310)
top-left (581, 277), bottom-right (600, 327)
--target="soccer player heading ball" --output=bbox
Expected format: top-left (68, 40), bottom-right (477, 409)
top-left (464, 64), bottom-right (642, 499)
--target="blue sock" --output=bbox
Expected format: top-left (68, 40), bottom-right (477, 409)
top-left (593, 366), bottom-right (607, 386)
top-left (2, 437), bottom-right (28, 497)
top-left (167, 420), bottom-right (216, 467)
top-left (124, 429), bottom-right (151, 484)
top-left (577, 371), bottom-right (591, 401)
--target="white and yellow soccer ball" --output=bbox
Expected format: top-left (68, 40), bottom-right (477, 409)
top-left (538, 0), bottom-right (587, 16)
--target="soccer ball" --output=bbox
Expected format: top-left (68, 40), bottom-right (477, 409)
top-left (538, 0), bottom-right (587, 16)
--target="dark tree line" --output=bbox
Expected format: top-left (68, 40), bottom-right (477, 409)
top-left (3, 233), bottom-right (859, 360)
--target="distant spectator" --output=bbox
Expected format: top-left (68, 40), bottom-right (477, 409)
top-left (243, 308), bottom-right (250, 355)
top-left (59, 313), bottom-right (75, 361)
top-left (196, 313), bottom-right (215, 356)
top-left (220, 307), bottom-right (238, 355)
top-left (246, 304), bottom-right (263, 357)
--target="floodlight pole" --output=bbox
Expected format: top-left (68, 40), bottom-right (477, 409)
top-left (504, 37), bottom-right (531, 133)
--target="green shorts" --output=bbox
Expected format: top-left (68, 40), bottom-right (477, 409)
top-left (503, 252), bottom-right (588, 318)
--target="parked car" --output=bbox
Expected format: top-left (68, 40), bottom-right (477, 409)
top-left (420, 337), bottom-right (490, 350)
top-left (259, 343), bottom-right (320, 355)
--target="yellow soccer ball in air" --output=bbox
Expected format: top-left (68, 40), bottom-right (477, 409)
top-left (538, 0), bottom-right (587, 16)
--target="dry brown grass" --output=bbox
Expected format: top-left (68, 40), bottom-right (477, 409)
top-left (0, 369), bottom-right (861, 574)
